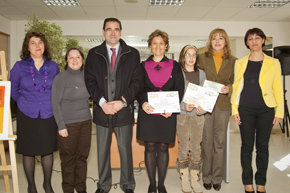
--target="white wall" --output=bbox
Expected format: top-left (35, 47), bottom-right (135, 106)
top-left (0, 15), bottom-right (11, 34)
top-left (10, 20), bottom-right (290, 63)
top-left (8, 19), bottom-right (290, 100)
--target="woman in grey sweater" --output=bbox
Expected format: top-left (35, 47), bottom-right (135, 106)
top-left (52, 48), bottom-right (91, 193)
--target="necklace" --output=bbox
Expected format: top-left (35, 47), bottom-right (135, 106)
top-left (30, 65), bottom-right (48, 93)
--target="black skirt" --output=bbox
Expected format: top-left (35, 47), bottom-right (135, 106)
top-left (137, 109), bottom-right (177, 143)
top-left (16, 108), bottom-right (57, 156)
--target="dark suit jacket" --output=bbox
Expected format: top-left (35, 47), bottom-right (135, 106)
top-left (198, 52), bottom-right (236, 111)
top-left (84, 39), bottom-right (142, 128)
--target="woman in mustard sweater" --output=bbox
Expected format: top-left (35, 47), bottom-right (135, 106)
top-left (198, 28), bottom-right (236, 191)
top-left (231, 28), bottom-right (283, 193)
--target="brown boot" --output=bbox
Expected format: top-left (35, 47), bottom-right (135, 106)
top-left (179, 167), bottom-right (191, 193)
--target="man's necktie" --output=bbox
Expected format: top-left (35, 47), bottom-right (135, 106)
top-left (110, 48), bottom-right (116, 70)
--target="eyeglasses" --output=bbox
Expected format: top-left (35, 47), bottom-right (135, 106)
top-left (185, 53), bottom-right (197, 58)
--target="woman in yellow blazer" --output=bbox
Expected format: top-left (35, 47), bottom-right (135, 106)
top-left (231, 28), bottom-right (283, 193)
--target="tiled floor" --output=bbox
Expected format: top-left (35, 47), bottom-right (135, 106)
top-left (1, 121), bottom-right (290, 193)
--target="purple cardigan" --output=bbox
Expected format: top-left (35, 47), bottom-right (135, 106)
top-left (10, 57), bottom-right (59, 119)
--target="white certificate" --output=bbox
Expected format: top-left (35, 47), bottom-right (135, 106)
top-left (148, 91), bottom-right (180, 114)
top-left (203, 80), bottom-right (224, 93)
top-left (183, 83), bottom-right (219, 113)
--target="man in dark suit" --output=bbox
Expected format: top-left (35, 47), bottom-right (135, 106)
top-left (85, 17), bottom-right (142, 193)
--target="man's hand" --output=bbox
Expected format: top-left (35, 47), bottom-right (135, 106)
top-left (142, 102), bottom-right (154, 114)
top-left (109, 100), bottom-right (124, 112)
top-left (102, 102), bottom-right (117, 115)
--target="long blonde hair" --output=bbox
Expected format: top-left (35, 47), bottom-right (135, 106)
top-left (178, 45), bottom-right (198, 72)
top-left (205, 28), bottom-right (231, 58)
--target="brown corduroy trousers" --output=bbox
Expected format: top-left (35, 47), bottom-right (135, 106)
top-left (57, 119), bottom-right (92, 193)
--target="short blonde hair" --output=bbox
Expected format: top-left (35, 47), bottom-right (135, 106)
top-left (147, 29), bottom-right (169, 52)
top-left (205, 28), bottom-right (231, 58)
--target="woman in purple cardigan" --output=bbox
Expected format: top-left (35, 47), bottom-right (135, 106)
top-left (10, 32), bottom-right (59, 193)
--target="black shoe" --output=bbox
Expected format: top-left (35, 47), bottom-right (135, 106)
top-left (157, 186), bottom-right (167, 193)
top-left (95, 188), bottom-right (108, 193)
top-left (245, 191), bottom-right (254, 193)
top-left (257, 191), bottom-right (266, 193)
top-left (203, 183), bottom-right (212, 190)
top-left (123, 189), bottom-right (134, 193)
top-left (148, 185), bottom-right (157, 193)
top-left (213, 183), bottom-right (221, 191)
top-left (148, 184), bottom-right (157, 193)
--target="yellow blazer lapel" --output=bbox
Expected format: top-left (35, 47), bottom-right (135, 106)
top-left (239, 55), bottom-right (250, 79)
top-left (259, 54), bottom-right (274, 88)
top-left (259, 54), bottom-right (271, 80)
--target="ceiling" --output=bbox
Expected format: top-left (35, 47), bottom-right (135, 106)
top-left (0, 0), bottom-right (290, 22)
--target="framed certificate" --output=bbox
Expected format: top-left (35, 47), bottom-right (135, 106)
top-left (148, 91), bottom-right (180, 114)
top-left (0, 81), bottom-right (11, 140)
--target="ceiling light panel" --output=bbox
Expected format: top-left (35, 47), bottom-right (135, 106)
top-left (249, 0), bottom-right (290, 8)
top-left (43, 0), bottom-right (80, 6)
top-left (150, 0), bottom-right (184, 6)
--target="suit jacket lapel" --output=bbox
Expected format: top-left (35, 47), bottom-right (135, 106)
top-left (218, 57), bottom-right (228, 76)
top-left (208, 56), bottom-right (218, 78)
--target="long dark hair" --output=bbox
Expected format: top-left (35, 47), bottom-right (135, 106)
top-left (20, 31), bottom-right (51, 60)
top-left (64, 47), bottom-right (85, 70)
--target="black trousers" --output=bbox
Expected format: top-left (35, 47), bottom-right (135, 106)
top-left (238, 105), bottom-right (274, 185)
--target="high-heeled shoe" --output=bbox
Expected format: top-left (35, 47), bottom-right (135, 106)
top-left (157, 186), bottom-right (167, 193)
top-left (256, 185), bottom-right (266, 193)
top-left (244, 184), bottom-right (254, 193)
top-left (42, 184), bottom-right (55, 193)
top-left (148, 184), bottom-right (157, 193)
top-left (27, 186), bottom-right (37, 193)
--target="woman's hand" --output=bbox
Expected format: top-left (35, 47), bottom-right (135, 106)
top-left (161, 112), bottom-right (172, 118)
top-left (142, 102), bottom-right (154, 114)
top-left (233, 114), bottom-right (242, 125)
top-left (221, 86), bottom-right (229, 94)
top-left (59, 129), bottom-right (68, 137)
top-left (273, 117), bottom-right (282, 125)
top-left (185, 103), bottom-right (195, 112)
